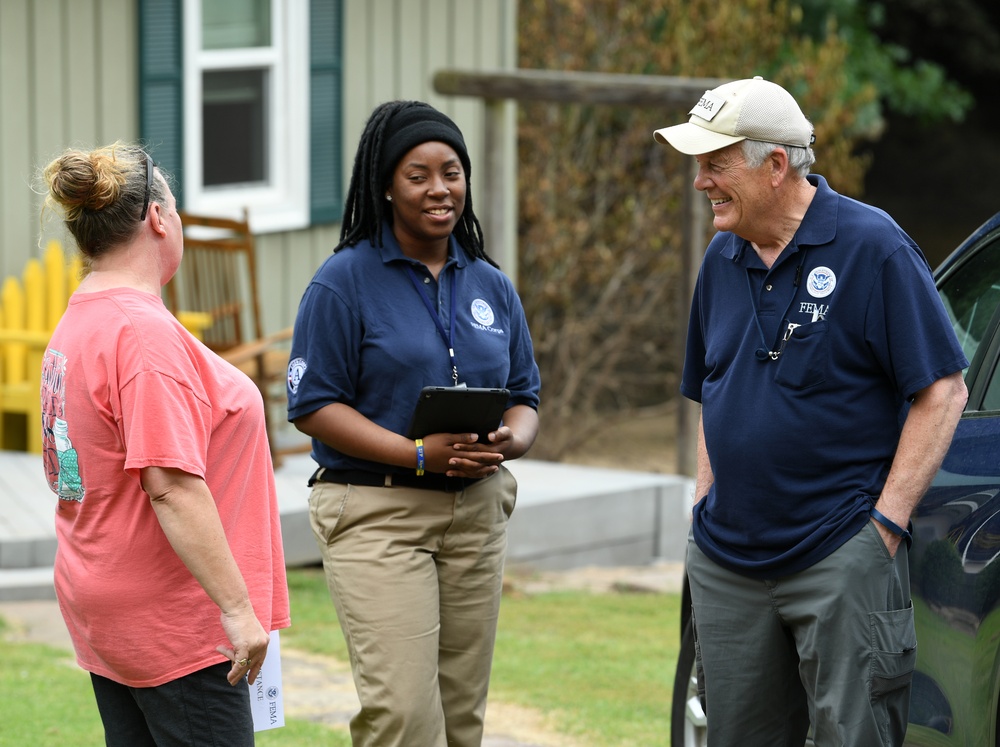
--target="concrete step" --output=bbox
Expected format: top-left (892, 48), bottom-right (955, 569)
top-left (0, 567), bottom-right (56, 602)
top-left (1, 450), bottom-right (693, 601)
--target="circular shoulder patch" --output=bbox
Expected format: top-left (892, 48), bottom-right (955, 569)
top-left (287, 357), bottom-right (307, 394)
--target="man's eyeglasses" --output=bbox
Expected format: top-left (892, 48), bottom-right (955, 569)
top-left (139, 154), bottom-right (154, 221)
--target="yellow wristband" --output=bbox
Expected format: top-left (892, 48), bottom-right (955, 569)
top-left (415, 438), bottom-right (425, 476)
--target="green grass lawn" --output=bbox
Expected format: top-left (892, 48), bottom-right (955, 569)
top-left (491, 587), bottom-right (681, 746)
top-left (1, 633), bottom-right (347, 747)
top-left (0, 568), bottom-right (681, 747)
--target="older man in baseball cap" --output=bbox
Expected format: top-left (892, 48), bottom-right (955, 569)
top-left (657, 77), bottom-right (968, 746)
top-left (655, 76), bottom-right (815, 154)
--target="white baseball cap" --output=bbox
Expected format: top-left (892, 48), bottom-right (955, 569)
top-left (653, 76), bottom-right (814, 155)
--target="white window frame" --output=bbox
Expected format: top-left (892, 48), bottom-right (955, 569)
top-left (182, 0), bottom-right (309, 233)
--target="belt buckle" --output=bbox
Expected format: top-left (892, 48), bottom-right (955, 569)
top-left (307, 466), bottom-right (326, 487)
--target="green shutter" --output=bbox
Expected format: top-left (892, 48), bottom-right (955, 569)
top-left (309, 0), bottom-right (343, 224)
top-left (139, 1), bottom-right (338, 222)
top-left (138, 0), bottom-right (184, 207)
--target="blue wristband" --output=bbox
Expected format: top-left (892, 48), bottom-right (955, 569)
top-left (871, 507), bottom-right (911, 543)
top-left (415, 439), bottom-right (425, 476)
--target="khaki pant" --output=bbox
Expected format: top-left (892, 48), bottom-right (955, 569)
top-left (308, 467), bottom-right (517, 747)
top-left (687, 521), bottom-right (915, 747)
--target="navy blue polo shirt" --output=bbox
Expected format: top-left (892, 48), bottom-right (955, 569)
top-left (286, 228), bottom-right (541, 474)
top-left (682, 175), bottom-right (967, 578)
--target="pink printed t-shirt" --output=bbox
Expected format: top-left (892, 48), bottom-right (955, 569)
top-left (41, 288), bottom-right (290, 687)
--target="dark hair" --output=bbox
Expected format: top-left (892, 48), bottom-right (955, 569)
top-left (42, 141), bottom-right (167, 259)
top-left (337, 100), bottom-right (496, 267)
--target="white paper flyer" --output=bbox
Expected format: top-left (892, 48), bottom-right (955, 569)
top-left (249, 630), bottom-right (285, 731)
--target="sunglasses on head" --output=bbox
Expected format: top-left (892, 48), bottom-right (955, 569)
top-left (139, 153), bottom-right (154, 221)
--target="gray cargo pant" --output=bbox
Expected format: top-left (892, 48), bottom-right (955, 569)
top-left (687, 521), bottom-right (915, 746)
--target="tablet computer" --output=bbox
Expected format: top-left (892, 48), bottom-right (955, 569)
top-left (405, 386), bottom-right (510, 444)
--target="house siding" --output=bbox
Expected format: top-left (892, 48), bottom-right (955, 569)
top-left (1, 0), bottom-right (136, 280)
top-left (3, 0), bottom-right (516, 335)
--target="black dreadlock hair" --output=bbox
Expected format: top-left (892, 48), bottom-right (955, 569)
top-left (335, 100), bottom-right (497, 268)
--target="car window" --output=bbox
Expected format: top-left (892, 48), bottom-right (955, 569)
top-left (981, 355), bottom-right (1000, 411)
top-left (937, 234), bottom-right (1000, 371)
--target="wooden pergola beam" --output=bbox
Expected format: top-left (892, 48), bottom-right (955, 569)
top-left (434, 68), bottom-right (727, 478)
top-left (434, 68), bottom-right (724, 107)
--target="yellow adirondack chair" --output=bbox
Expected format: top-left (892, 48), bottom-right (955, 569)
top-left (0, 236), bottom-right (253, 454)
top-left (0, 241), bottom-right (80, 452)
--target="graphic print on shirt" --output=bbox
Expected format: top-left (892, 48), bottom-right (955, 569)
top-left (470, 298), bottom-right (504, 335)
top-left (806, 266), bottom-right (836, 298)
top-left (41, 348), bottom-right (85, 502)
top-left (798, 301), bottom-right (830, 322)
top-left (800, 266), bottom-right (836, 322)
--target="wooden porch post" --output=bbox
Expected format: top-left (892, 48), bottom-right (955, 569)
top-left (479, 98), bottom-right (517, 278)
top-left (676, 157), bottom-right (709, 478)
top-left (433, 69), bottom-right (723, 476)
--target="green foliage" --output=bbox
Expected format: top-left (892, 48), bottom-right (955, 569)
top-left (515, 0), bottom-right (975, 457)
top-left (517, 0), bottom-right (885, 457)
top-left (796, 0), bottom-right (974, 124)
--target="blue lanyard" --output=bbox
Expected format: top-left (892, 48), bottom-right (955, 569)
top-left (405, 264), bottom-right (459, 385)
top-left (746, 249), bottom-right (807, 361)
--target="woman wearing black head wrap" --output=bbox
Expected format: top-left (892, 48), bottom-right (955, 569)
top-left (287, 101), bottom-right (541, 746)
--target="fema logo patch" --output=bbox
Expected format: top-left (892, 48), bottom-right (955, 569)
top-left (287, 357), bottom-right (307, 394)
top-left (806, 266), bottom-right (837, 298)
top-left (470, 299), bottom-right (495, 327)
top-left (690, 90), bottom-right (726, 122)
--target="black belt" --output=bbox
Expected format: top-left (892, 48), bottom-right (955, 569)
top-left (308, 467), bottom-right (482, 492)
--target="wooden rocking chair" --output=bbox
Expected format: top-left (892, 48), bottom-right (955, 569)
top-left (165, 210), bottom-right (298, 463)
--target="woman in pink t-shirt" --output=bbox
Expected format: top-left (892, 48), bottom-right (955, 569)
top-left (40, 142), bottom-right (290, 746)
